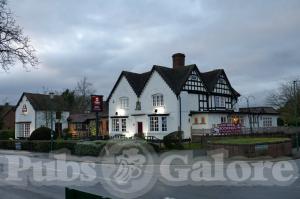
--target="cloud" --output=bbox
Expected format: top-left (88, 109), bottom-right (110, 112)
top-left (1, 0), bottom-right (300, 105)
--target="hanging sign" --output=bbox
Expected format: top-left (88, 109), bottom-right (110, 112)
top-left (91, 95), bottom-right (103, 112)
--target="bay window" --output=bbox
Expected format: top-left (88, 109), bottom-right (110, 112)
top-left (112, 118), bottom-right (127, 132)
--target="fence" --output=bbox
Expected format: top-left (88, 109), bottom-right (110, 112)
top-left (65, 188), bottom-right (111, 199)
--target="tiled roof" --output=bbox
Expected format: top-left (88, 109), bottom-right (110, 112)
top-left (108, 64), bottom-right (240, 100)
top-left (68, 102), bottom-right (108, 123)
top-left (16, 92), bottom-right (70, 111)
top-left (239, 107), bottom-right (278, 115)
top-left (0, 105), bottom-right (14, 118)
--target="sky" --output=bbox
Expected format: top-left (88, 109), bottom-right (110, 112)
top-left (1, 0), bottom-right (300, 106)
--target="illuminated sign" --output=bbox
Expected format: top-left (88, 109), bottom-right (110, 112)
top-left (91, 95), bottom-right (103, 112)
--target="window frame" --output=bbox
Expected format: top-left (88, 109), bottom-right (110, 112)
top-left (152, 94), bottom-right (164, 107)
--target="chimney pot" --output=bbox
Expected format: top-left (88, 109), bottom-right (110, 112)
top-left (172, 53), bottom-right (185, 69)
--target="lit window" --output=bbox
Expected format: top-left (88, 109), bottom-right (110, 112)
top-left (152, 94), bottom-right (164, 107)
top-left (119, 97), bottom-right (129, 109)
top-left (162, 117), bottom-right (167, 131)
top-left (112, 118), bottom-right (120, 131)
top-left (121, 118), bottom-right (127, 132)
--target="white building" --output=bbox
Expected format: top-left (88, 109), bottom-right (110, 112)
top-left (108, 53), bottom-right (278, 139)
top-left (15, 92), bottom-right (70, 139)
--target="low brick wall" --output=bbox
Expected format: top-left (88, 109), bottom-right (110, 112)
top-left (208, 140), bottom-right (292, 158)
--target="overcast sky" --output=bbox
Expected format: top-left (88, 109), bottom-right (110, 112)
top-left (1, 0), bottom-right (300, 106)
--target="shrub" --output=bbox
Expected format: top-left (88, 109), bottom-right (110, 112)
top-left (163, 131), bottom-right (184, 150)
top-left (0, 140), bottom-right (15, 149)
top-left (0, 129), bottom-right (15, 140)
top-left (54, 140), bottom-right (77, 153)
top-left (74, 141), bottom-right (105, 156)
top-left (29, 127), bottom-right (57, 140)
top-left (62, 128), bottom-right (72, 140)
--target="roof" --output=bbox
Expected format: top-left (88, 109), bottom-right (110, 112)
top-left (239, 107), bottom-right (278, 115)
top-left (16, 92), bottom-right (70, 112)
top-left (107, 64), bottom-right (240, 101)
top-left (0, 105), bottom-right (15, 119)
top-left (68, 101), bottom-right (108, 123)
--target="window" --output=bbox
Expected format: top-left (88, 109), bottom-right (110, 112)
top-left (221, 116), bottom-right (227, 123)
top-left (162, 117), bottom-right (167, 131)
top-left (201, 117), bottom-right (206, 124)
top-left (121, 119), bottom-right (127, 132)
top-left (215, 96), bottom-right (220, 107)
top-left (194, 117), bottom-right (198, 124)
top-left (75, 123), bottom-right (82, 130)
top-left (17, 123), bottom-right (30, 137)
top-left (152, 94), bottom-right (164, 107)
top-left (112, 118), bottom-right (120, 131)
top-left (263, 117), bottom-right (272, 127)
top-left (150, 116), bottom-right (159, 131)
top-left (56, 112), bottom-right (62, 119)
top-left (120, 97), bottom-right (129, 109)
top-left (150, 116), bottom-right (167, 132)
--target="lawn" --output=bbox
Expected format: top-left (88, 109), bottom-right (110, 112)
top-left (182, 142), bottom-right (203, 150)
top-left (212, 137), bottom-right (291, 145)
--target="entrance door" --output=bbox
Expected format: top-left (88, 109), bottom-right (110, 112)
top-left (55, 122), bottom-right (62, 137)
top-left (137, 122), bottom-right (143, 137)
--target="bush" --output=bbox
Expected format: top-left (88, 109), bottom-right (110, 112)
top-left (0, 129), bottom-right (15, 140)
top-left (74, 142), bottom-right (105, 156)
top-left (163, 131), bottom-right (184, 150)
top-left (0, 140), bottom-right (15, 149)
top-left (62, 128), bottom-right (72, 140)
top-left (54, 140), bottom-right (77, 153)
top-left (29, 127), bottom-right (57, 140)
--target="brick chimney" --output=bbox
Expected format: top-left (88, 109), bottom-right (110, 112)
top-left (172, 53), bottom-right (185, 69)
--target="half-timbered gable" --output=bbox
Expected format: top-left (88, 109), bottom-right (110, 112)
top-left (182, 69), bottom-right (206, 93)
top-left (213, 74), bottom-right (232, 95)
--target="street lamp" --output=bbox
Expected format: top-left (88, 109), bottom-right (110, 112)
top-left (49, 92), bottom-right (54, 152)
top-left (241, 95), bottom-right (255, 134)
top-left (293, 80), bottom-right (299, 151)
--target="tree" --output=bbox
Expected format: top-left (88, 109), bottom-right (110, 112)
top-left (75, 77), bottom-right (96, 113)
top-left (61, 89), bottom-right (76, 112)
top-left (0, 0), bottom-right (38, 70)
top-left (266, 79), bottom-right (300, 125)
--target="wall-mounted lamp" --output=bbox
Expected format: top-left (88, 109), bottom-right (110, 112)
top-left (115, 112), bottom-right (118, 116)
top-left (154, 109), bottom-right (158, 113)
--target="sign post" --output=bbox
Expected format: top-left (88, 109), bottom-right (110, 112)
top-left (91, 95), bottom-right (103, 140)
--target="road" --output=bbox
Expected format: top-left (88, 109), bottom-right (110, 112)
top-left (0, 151), bottom-right (299, 199)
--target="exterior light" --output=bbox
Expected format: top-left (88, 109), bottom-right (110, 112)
top-left (115, 112), bottom-right (118, 116)
top-left (154, 109), bottom-right (158, 113)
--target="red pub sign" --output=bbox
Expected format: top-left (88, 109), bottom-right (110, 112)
top-left (91, 95), bottom-right (103, 112)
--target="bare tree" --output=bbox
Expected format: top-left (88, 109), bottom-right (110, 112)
top-left (75, 77), bottom-right (96, 113)
top-left (0, 0), bottom-right (38, 70)
top-left (266, 79), bottom-right (300, 125)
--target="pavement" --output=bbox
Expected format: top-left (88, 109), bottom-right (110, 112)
top-left (0, 149), bottom-right (299, 199)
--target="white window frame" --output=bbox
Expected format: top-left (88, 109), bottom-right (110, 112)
top-left (152, 94), bottom-right (164, 107)
top-left (150, 116), bottom-right (159, 131)
top-left (119, 97), bottom-right (129, 109)
top-left (112, 118), bottom-right (120, 132)
top-left (121, 118), bottom-right (127, 132)
top-left (161, 116), bottom-right (167, 131)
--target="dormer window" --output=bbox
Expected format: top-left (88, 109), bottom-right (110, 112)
top-left (119, 97), bottom-right (129, 109)
top-left (152, 94), bottom-right (164, 107)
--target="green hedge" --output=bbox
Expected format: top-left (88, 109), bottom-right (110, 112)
top-left (74, 142), bottom-right (105, 156)
top-left (0, 129), bottom-right (15, 140)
